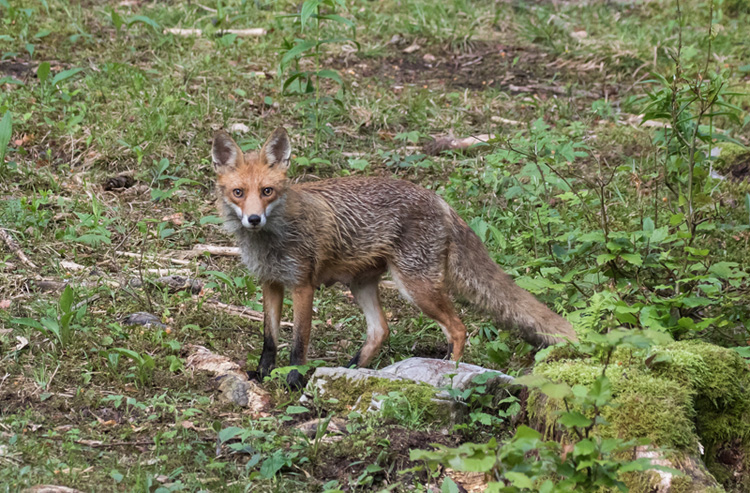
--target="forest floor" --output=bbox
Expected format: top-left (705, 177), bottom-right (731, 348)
top-left (1, 0), bottom-right (749, 491)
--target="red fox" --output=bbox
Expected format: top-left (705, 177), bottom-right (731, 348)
top-left (212, 127), bottom-right (577, 387)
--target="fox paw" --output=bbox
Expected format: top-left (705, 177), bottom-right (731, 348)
top-left (286, 369), bottom-right (305, 390)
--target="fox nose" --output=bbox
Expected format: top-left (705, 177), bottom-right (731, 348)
top-left (247, 215), bottom-right (261, 226)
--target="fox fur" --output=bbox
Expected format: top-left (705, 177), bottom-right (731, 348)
top-left (212, 127), bottom-right (577, 387)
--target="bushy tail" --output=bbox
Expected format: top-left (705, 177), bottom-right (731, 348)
top-left (446, 214), bottom-right (577, 346)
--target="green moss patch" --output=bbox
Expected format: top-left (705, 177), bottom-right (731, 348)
top-left (531, 341), bottom-right (750, 491)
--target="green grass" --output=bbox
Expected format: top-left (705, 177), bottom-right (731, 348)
top-left (1, 0), bottom-right (749, 490)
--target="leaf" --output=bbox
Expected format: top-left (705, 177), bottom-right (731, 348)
top-left (573, 439), bottom-right (596, 456)
top-left (300, 0), bottom-right (321, 30)
top-left (708, 261), bottom-right (739, 279)
top-left (51, 67), bottom-right (83, 87)
top-left (540, 381), bottom-right (572, 399)
top-left (110, 469), bottom-right (124, 483)
top-left (441, 477), bottom-right (460, 493)
top-left (596, 253), bottom-right (617, 265)
top-left (558, 411), bottom-right (592, 428)
top-left (127, 15), bottom-right (161, 30)
top-left (37, 61), bottom-right (51, 84)
top-left (0, 111), bottom-right (11, 165)
top-left (504, 471), bottom-right (533, 489)
top-left (281, 40), bottom-right (317, 66)
top-left (621, 253), bottom-right (643, 266)
top-left (650, 226), bottom-right (669, 244)
top-left (11, 317), bottom-right (44, 330)
top-left (642, 217), bottom-right (655, 232)
top-left (259, 449), bottom-right (289, 478)
top-left (285, 405), bottom-right (309, 414)
top-left (316, 69), bottom-right (342, 85)
top-left (59, 285), bottom-right (74, 313)
top-left (218, 426), bottom-right (245, 443)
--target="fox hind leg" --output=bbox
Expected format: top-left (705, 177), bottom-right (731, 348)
top-left (391, 269), bottom-right (467, 361)
top-left (348, 276), bottom-right (390, 368)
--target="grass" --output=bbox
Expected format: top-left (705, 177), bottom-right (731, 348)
top-left (1, 0), bottom-right (749, 491)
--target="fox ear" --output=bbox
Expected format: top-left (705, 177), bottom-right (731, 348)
top-left (212, 131), bottom-right (242, 172)
top-left (261, 127), bottom-right (291, 170)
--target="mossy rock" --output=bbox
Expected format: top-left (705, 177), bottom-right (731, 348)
top-left (712, 143), bottom-right (750, 181)
top-left (304, 367), bottom-right (456, 426)
top-left (530, 341), bottom-right (750, 492)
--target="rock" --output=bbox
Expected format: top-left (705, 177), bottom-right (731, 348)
top-left (381, 357), bottom-right (513, 395)
top-left (303, 358), bottom-right (513, 424)
top-left (154, 275), bottom-right (204, 294)
top-left (216, 373), bottom-right (272, 414)
top-left (294, 417), bottom-right (348, 443)
top-left (122, 312), bottom-right (166, 329)
top-left (185, 345), bottom-right (272, 414)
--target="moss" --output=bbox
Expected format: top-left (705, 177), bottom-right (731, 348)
top-left (317, 372), bottom-right (451, 425)
top-left (531, 341), bottom-right (750, 491)
top-left (712, 142), bottom-right (750, 172)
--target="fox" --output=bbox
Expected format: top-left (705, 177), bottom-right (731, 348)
top-left (211, 127), bottom-right (577, 388)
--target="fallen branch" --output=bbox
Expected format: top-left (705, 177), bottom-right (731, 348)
top-left (115, 250), bottom-right (191, 265)
top-left (195, 296), bottom-right (293, 327)
top-left (0, 228), bottom-right (37, 269)
top-left (164, 27), bottom-right (267, 37)
top-left (423, 134), bottom-right (495, 155)
top-left (185, 245), bottom-right (240, 257)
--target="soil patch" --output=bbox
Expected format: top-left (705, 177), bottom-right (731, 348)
top-left (0, 59), bottom-right (34, 82)
top-left (335, 42), bottom-right (622, 101)
top-left (314, 426), bottom-right (460, 484)
top-left (728, 157), bottom-right (750, 181)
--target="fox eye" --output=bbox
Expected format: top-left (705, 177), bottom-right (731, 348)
top-left (232, 188), bottom-right (243, 198)
top-left (261, 187), bottom-right (274, 197)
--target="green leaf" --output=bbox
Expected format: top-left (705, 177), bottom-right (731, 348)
top-left (281, 40), bottom-right (317, 66)
top-left (37, 61), bottom-right (51, 84)
top-left (558, 411), bottom-right (592, 428)
top-left (540, 381), bottom-right (572, 399)
top-left (596, 253), bottom-right (617, 265)
top-left (11, 317), bottom-right (44, 330)
top-left (574, 439), bottom-right (596, 456)
top-left (621, 253), bottom-right (643, 266)
top-left (317, 69), bottom-right (342, 85)
top-left (441, 477), bottom-right (460, 493)
top-left (300, 0), bottom-right (321, 30)
top-left (51, 67), bottom-right (83, 87)
top-left (0, 111), bottom-right (12, 165)
top-left (127, 15), bottom-right (161, 30)
top-left (218, 426), bottom-right (245, 443)
top-left (642, 217), bottom-right (655, 232)
top-left (650, 226), bottom-right (669, 244)
top-left (505, 471), bottom-right (533, 489)
top-left (286, 405), bottom-right (309, 414)
top-left (110, 469), bottom-right (124, 483)
top-left (59, 285), bottom-right (74, 313)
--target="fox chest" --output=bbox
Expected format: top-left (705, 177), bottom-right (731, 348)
top-left (236, 233), bottom-right (301, 285)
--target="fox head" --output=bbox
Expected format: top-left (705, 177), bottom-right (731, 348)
top-left (212, 127), bottom-right (291, 231)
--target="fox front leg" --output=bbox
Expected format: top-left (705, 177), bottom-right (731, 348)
top-left (256, 282), bottom-right (284, 380)
top-left (286, 283), bottom-right (315, 390)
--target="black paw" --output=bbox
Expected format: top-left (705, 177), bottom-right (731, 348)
top-left (444, 343), bottom-right (454, 360)
top-left (286, 369), bottom-right (305, 390)
top-left (346, 351), bottom-right (361, 369)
